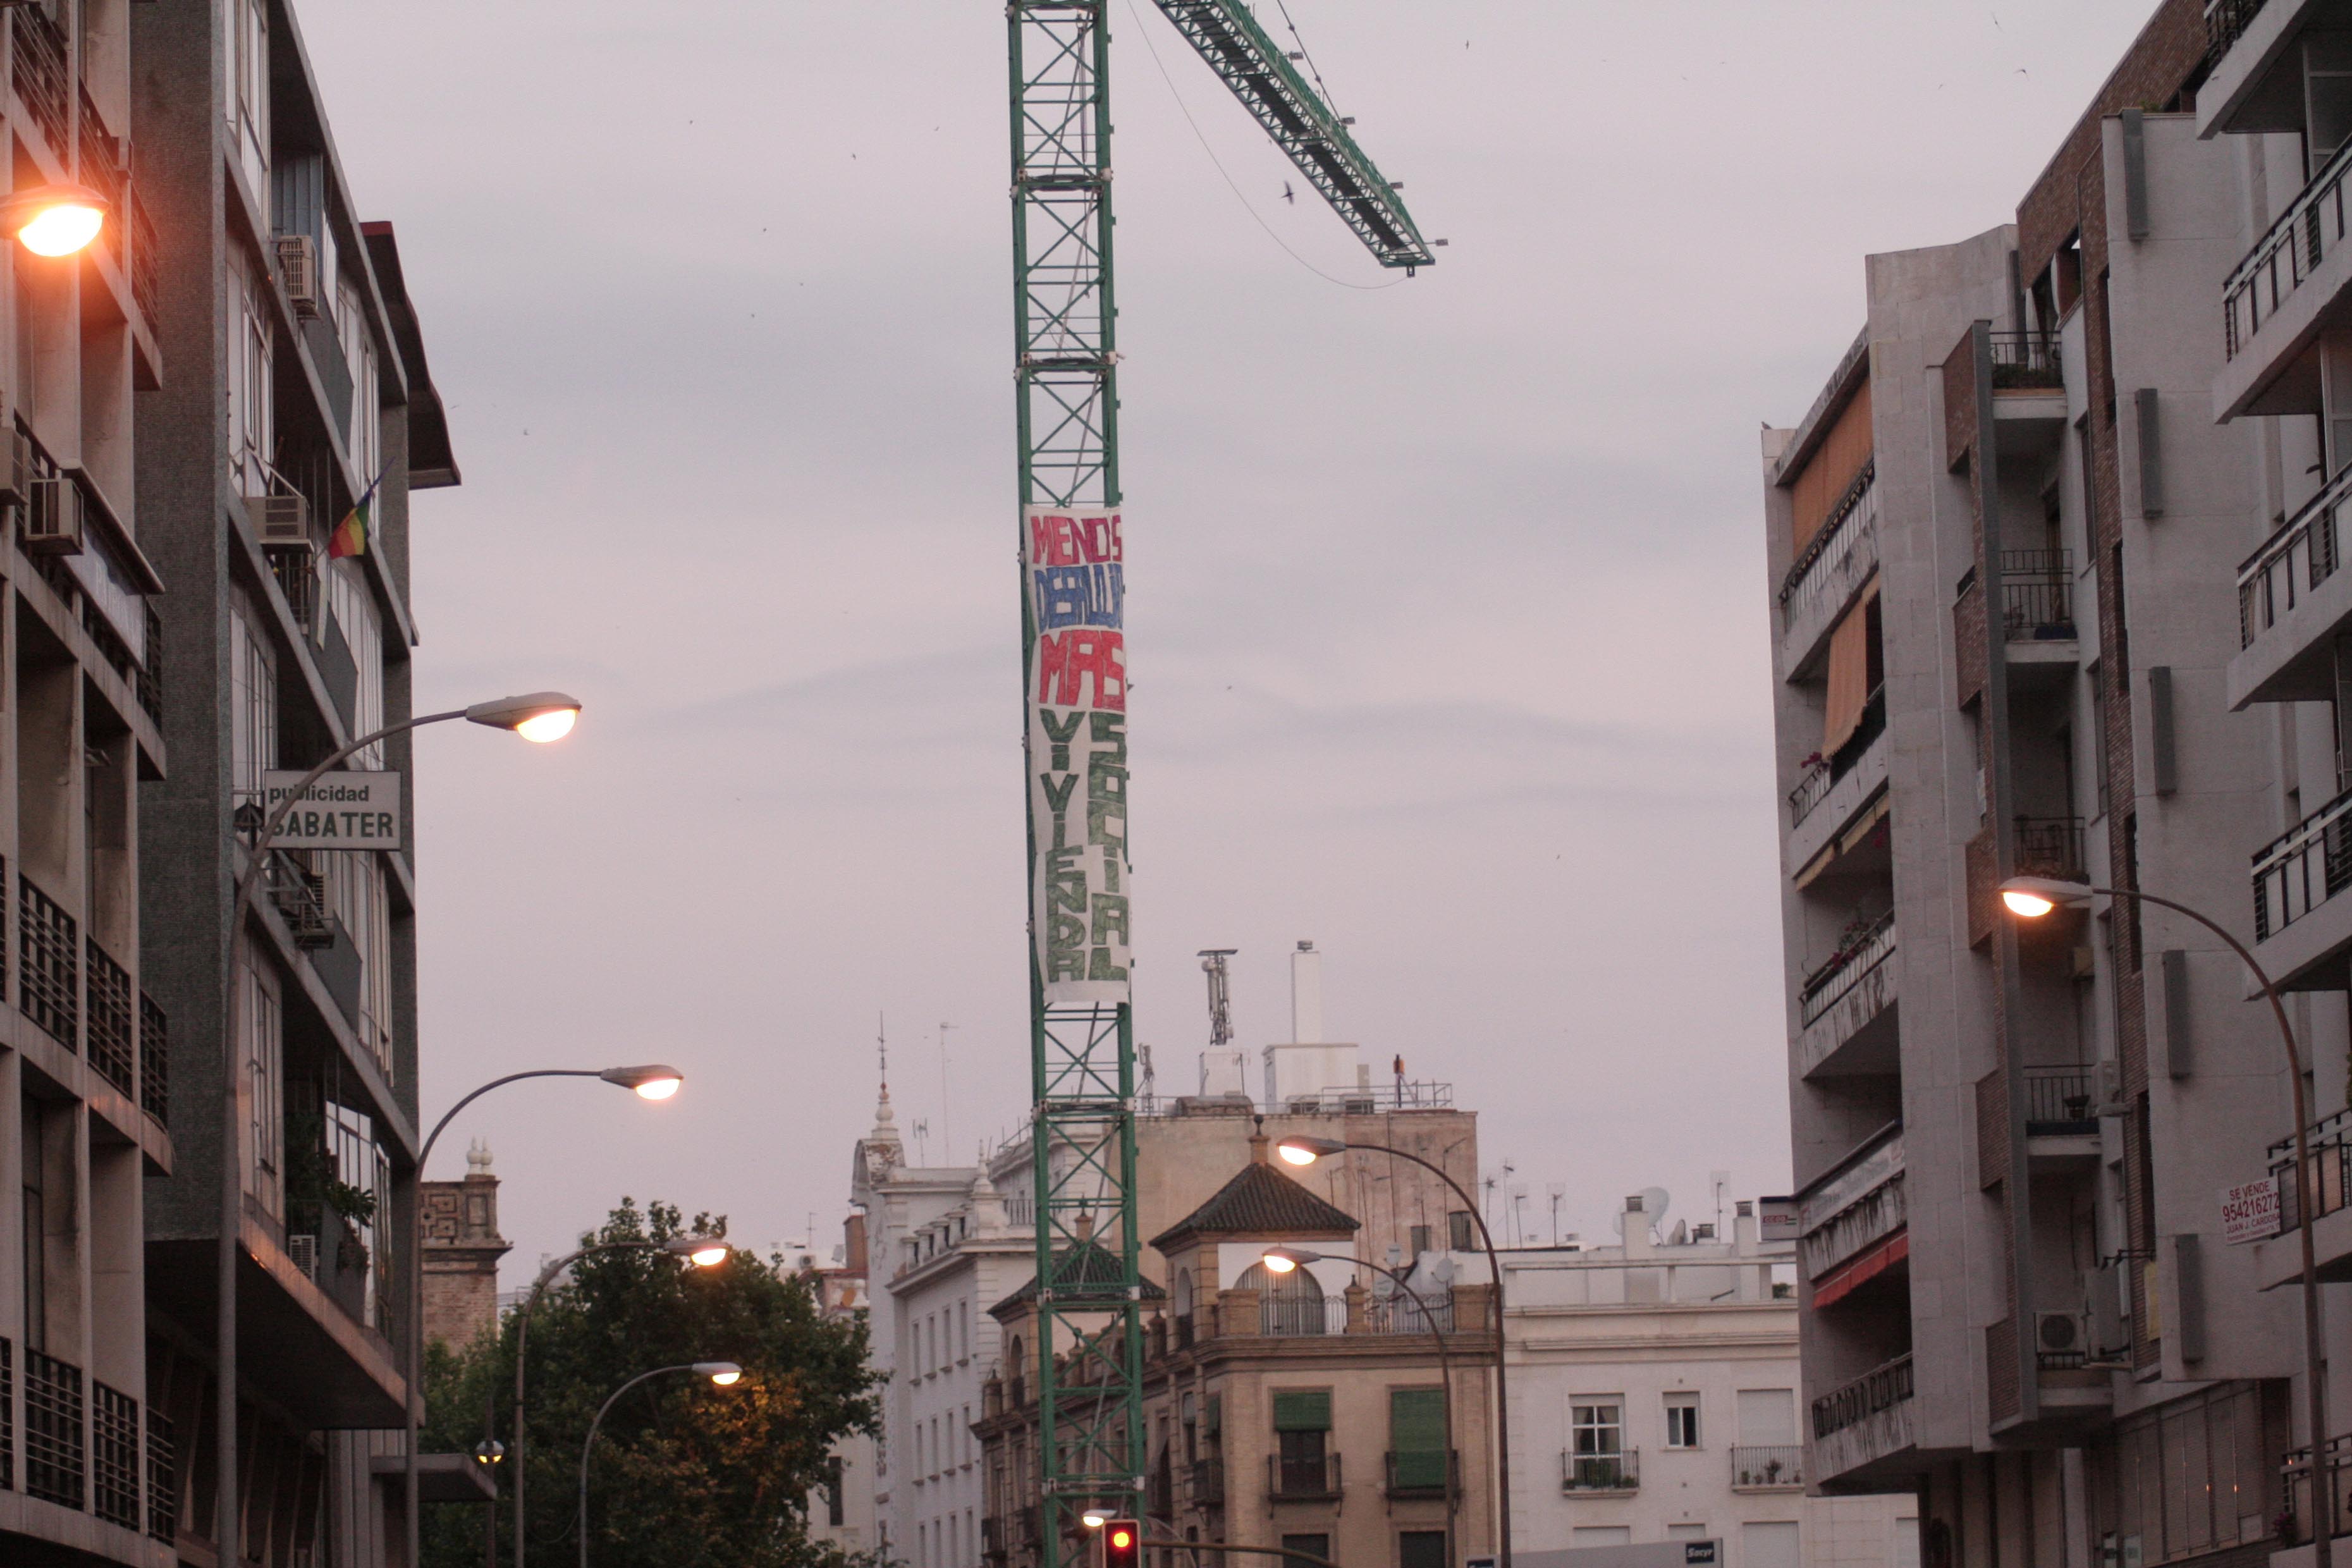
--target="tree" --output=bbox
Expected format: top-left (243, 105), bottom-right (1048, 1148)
top-left (422, 1198), bottom-right (885, 1568)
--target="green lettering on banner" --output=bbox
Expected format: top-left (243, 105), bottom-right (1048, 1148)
top-left (1040, 708), bottom-right (1084, 772)
top-left (1040, 774), bottom-right (1079, 815)
top-left (1049, 912), bottom-right (1089, 983)
top-left (1044, 847), bottom-right (1088, 914)
top-left (1087, 710), bottom-right (1126, 763)
top-left (1090, 893), bottom-right (1128, 946)
top-left (1087, 757), bottom-right (1127, 847)
top-left (1087, 945), bottom-right (1128, 982)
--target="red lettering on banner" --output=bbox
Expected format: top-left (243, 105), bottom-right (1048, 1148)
top-left (1029, 513), bottom-right (1080, 567)
top-left (1035, 630), bottom-right (1127, 711)
top-left (1077, 513), bottom-right (1122, 564)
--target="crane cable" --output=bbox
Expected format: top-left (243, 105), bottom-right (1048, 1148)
top-left (1122, 0), bottom-right (1405, 292)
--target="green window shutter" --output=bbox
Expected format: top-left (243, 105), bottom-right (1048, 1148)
top-left (1390, 1388), bottom-right (1447, 1489)
top-left (1271, 1390), bottom-right (1332, 1431)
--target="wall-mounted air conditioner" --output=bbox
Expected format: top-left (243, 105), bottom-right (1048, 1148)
top-left (2036, 1310), bottom-right (2085, 1357)
top-left (0, 427), bottom-right (31, 512)
top-left (23, 474), bottom-right (83, 554)
top-left (255, 493), bottom-right (310, 547)
top-left (275, 233), bottom-right (321, 321)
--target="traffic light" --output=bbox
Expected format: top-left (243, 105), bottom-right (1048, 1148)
top-left (1099, 1519), bottom-right (1141, 1568)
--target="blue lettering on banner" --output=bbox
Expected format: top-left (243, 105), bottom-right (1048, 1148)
top-left (1032, 564), bottom-right (1124, 631)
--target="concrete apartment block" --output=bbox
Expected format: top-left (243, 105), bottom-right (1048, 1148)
top-left (1761, 4), bottom-right (2352, 1567)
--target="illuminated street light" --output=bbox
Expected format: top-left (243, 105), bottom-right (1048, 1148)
top-left (463, 690), bottom-right (583, 742)
top-left (6, 183), bottom-right (106, 257)
top-left (599, 1063), bottom-right (685, 1100)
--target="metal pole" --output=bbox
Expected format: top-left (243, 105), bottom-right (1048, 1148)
top-left (217, 709), bottom-right (467, 1568)
top-left (1309, 1252), bottom-right (1457, 1525)
top-left (1335, 1143), bottom-right (1511, 1567)
top-left (578, 1366), bottom-right (693, 1568)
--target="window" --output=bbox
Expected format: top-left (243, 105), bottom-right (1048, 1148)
top-left (230, 599), bottom-right (277, 803)
top-left (224, 0), bottom-right (269, 195)
top-left (1409, 1223), bottom-right (1431, 1256)
top-left (2089, 666), bottom-right (2110, 817)
top-left (1665, 1392), bottom-right (1700, 1449)
top-left (1572, 1400), bottom-right (1624, 1456)
top-left (1399, 1531), bottom-right (1447, 1568)
top-left (1447, 1211), bottom-right (1476, 1251)
top-left (1736, 1389), bottom-right (1796, 1445)
top-left (1389, 1387), bottom-right (1447, 1491)
top-left (228, 245), bottom-right (274, 499)
top-left (338, 279), bottom-right (382, 484)
top-left (21, 1099), bottom-right (45, 1351)
top-left (1280, 1535), bottom-right (1331, 1568)
top-left (327, 1101), bottom-right (389, 1328)
top-left (1574, 1529), bottom-right (1632, 1547)
top-left (1743, 1522), bottom-right (1801, 1568)
top-left (325, 563), bottom-right (384, 765)
top-left (2112, 1384), bottom-right (2273, 1566)
top-left (244, 955), bottom-right (283, 1215)
top-left (329, 851), bottom-right (394, 1077)
top-left (1273, 1390), bottom-right (1332, 1494)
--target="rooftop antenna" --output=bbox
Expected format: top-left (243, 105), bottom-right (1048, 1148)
top-left (912, 1118), bottom-right (931, 1165)
top-left (1139, 1042), bottom-right (1156, 1112)
top-left (1548, 1182), bottom-right (1567, 1247)
top-left (1199, 950), bottom-right (1237, 1047)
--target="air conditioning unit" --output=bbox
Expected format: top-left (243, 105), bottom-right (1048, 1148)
top-left (0, 427), bottom-right (31, 511)
top-left (288, 1233), bottom-right (319, 1282)
top-left (255, 492), bottom-right (310, 547)
top-left (2037, 1310), bottom-right (2085, 1355)
top-left (275, 233), bottom-right (321, 320)
top-left (22, 474), bottom-right (83, 554)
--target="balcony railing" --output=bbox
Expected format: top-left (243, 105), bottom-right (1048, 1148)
top-left (92, 1380), bottom-right (140, 1531)
top-left (1385, 1449), bottom-right (1457, 1500)
top-left (87, 936), bottom-right (135, 1099)
top-left (1799, 910), bottom-right (1896, 1028)
top-left (2273, 1106), bottom-right (2352, 1232)
top-left (2252, 781), bottom-right (2352, 941)
top-left (1988, 332), bottom-right (2062, 390)
top-left (1260, 1294), bottom-right (1343, 1337)
top-left (2023, 1067), bottom-right (2098, 1135)
top-left (26, 1347), bottom-right (86, 1508)
top-left (266, 850), bottom-right (335, 948)
top-left (140, 991), bottom-right (169, 1126)
top-left (2000, 550), bottom-right (2076, 640)
top-left (2227, 132), bottom-right (2352, 360)
top-left (2014, 816), bottom-right (2086, 883)
top-left (1, 1338), bottom-right (12, 1491)
top-left (11, 6), bottom-right (70, 158)
top-left (1366, 1290), bottom-right (1453, 1335)
top-left (1779, 458), bottom-right (1878, 631)
top-left (1731, 1444), bottom-right (1803, 1490)
top-left (2241, 463), bottom-right (2352, 649)
top-left (1812, 1352), bottom-right (1914, 1440)
top-left (130, 190), bottom-right (159, 328)
top-left (147, 1408), bottom-right (176, 1542)
top-left (2207, 0), bottom-right (2272, 68)
top-left (1192, 1456), bottom-right (1226, 1507)
top-left (77, 85), bottom-right (127, 260)
top-left (20, 877), bottom-right (79, 1048)
top-left (1792, 686), bottom-right (1888, 830)
top-left (2283, 1432), bottom-right (2352, 1548)
top-left (1268, 1452), bottom-right (1341, 1500)
top-left (1562, 1447), bottom-right (1639, 1493)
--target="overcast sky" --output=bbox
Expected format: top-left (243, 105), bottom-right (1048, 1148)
top-left (295, 1), bottom-right (2163, 1271)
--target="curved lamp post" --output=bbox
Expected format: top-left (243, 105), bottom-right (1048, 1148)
top-left (1275, 1136), bottom-right (1511, 1567)
top-left (513, 1234), bottom-right (729, 1567)
top-left (578, 1361), bottom-right (744, 1568)
top-left (404, 1064), bottom-right (685, 1568)
top-left (216, 692), bottom-right (580, 1568)
top-left (2000, 875), bottom-right (2334, 1568)
top-left (1263, 1246), bottom-right (1460, 1523)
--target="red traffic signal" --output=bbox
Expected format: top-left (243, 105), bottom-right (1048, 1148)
top-left (1101, 1519), bottom-right (1141, 1568)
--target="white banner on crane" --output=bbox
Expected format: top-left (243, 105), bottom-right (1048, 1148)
top-left (1025, 503), bottom-right (1131, 1008)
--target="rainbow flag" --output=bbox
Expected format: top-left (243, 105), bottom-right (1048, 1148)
top-left (328, 469), bottom-right (386, 560)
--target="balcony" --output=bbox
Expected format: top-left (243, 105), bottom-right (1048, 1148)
top-left (1810, 1354), bottom-right (1917, 1486)
top-left (2248, 783), bottom-right (2352, 988)
top-left (1779, 459), bottom-right (1879, 680)
top-left (1795, 1124), bottom-right (1906, 1308)
top-left (1998, 551), bottom-right (2078, 683)
top-left (2259, 1106), bottom-right (2352, 1289)
top-left (19, 876), bottom-right (79, 1047)
top-left (2233, 463), bottom-right (2352, 707)
top-left (1730, 1445), bottom-right (1804, 1492)
top-left (1789, 681), bottom-right (1889, 876)
top-left (1268, 1452), bottom-right (1341, 1502)
top-left (1796, 911), bottom-right (1898, 1079)
top-left (1366, 1290), bottom-right (1454, 1335)
top-left (1562, 1447), bottom-right (1639, 1495)
top-left (11, 5), bottom-right (68, 159)
top-left (1192, 1456), bottom-right (1226, 1508)
top-left (1384, 1449), bottom-right (1457, 1500)
top-left (2218, 123), bottom-right (2352, 416)
top-left (2023, 1067), bottom-right (2098, 1137)
top-left (2282, 1433), bottom-right (2352, 1551)
top-left (26, 1347), bottom-right (86, 1509)
top-left (1261, 1293), bottom-right (1344, 1337)
top-left (87, 936), bottom-right (136, 1100)
top-left (1988, 332), bottom-right (2063, 392)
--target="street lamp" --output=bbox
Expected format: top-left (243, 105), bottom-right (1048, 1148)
top-left (214, 692), bottom-right (582, 1568)
top-left (512, 1234), bottom-right (730, 1567)
top-left (2000, 874), bottom-right (2335, 1568)
top-left (404, 1065), bottom-right (685, 1568)
top-left (1274, 1136), bottom-right (1512, 1567)
top-left (577, 1362), bottom-right (745, 1568)
top-left (4, 182), bottom-right (106, 256)
top-left (1263, 1246), bottom-right (1460, 1523)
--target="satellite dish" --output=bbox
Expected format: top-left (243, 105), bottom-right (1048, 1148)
top-left (1610, 1187), bottom-right (1674, 1239)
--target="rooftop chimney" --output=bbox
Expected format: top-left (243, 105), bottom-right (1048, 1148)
top-left (1291, 940), bottom-right (1323, 1044)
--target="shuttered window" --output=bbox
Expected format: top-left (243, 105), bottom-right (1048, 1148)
top-left (1822, 576), bottom-right (1881, 754)
top-left (1789, 381), bottom-right (1873, 555)
top-left (1271, 1390), bottom-right (1331, 1431)
top-left (1390, 1388), bottom-right (1447, 1490)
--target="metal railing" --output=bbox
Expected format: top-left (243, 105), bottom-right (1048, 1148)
top-left (2252, 781), bottom-right (2352, 940)
top-left (25, 1348), bottom-right (85, 1508)
top-left (2283, 1432), bottom-right (2352, 1548)
top-left (1192, 1456), bottom-right (1226, 1506)
top-left (140, 992), bottom-right (169, 1125)
top-left (2000, 550), bottom-right (2076, 640)
top-left (1988, 332), bottom-right (2063, 390)
top-left (1793, 686), bottom-right (1889, 830)
top-left (77, 85), bottom-right (127, 262)
top-left (92, 1380), bottom-right (140, 1530)
top-left (1811, 1352), bottom-right (1914, 1440)
top-left (1799, 911), bottom-right (1896, 1027)
top-left (11, 6), bottom-right (70, 158)
top-left (1366, 1290), bottom-right (1454, 1335)
top-left (266, 850), bottom-right (334, 948)
top-left (2227, 132), bottom-right (2352, 360)
top-left (147, 1409), bottom-right (176, 1542)
top-left (1779, 458), bottom-right (1878, 627)
top-left (0, 1338), bottom-right (12, 1490)
top-left (87, 937), bottom-right (135, 1098)
top-left (2240, 463), bottom-right (2352, 647)
top-left (1562, 1447), bottom-right (1639, 1492)
top-left (2015, 816), bottom-right (2086, 882)
top-left (1273, 1079), bottom-right (1456, 1115)
top-left (2023, 1068), bottom-right (2098, 1135)
top-left (2273, 1106), bottom-right (2352, 1232)
top-left (1731, 1444), bottom-right (1803, 1490)
top-left (2207, 0), bottom-right (2272, 67)
top-left (130, 191), bottom-right (159, 328)
top-left (1268, 1451), bottom-right (1341, 1500)
top-left (266, 542), bottom-right (319, 633)
top-left (1260, 1293), bottom-right (1343, 1337)
top-left (1385, 1449), bottom-right (1457, 1498)
top-left (20, 877), bottom-right (79, 1048)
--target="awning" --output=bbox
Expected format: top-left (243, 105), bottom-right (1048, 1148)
top-left (1822, 575), bottom-right (1880, 753)
top-left (1811, 1228), bottom-right (1908, 1309)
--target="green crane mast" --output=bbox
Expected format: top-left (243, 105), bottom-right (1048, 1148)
top-left (1007, 8), bottom-right (1428, 1567)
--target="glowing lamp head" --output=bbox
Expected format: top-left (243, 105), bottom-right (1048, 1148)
top-left (694, 1361), bottom-right (743, 1386)
top-left (1081, 1511), bottom-right (1108, 1530)
top-left (1259, 1246), bottom-right (1319, 1275)
top-left (600, 1064), bottom-right (684, 1100)
top-left (1997, 876), bottom-right (2093, 921)
top-left (6, 185), bottom-right (107, 257)
top-left (2001, 890), bottom-right (2056, 919)
top-left (1275, 1136), bottom-right (1344, 1167)
top-left (463, 691), bottom-right (583, 743)
top-left (663, 1235), bottom-right (730, 1268)
top-left (472, 1439), bottom-right (505, 1466)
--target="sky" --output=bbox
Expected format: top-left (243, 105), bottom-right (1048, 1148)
top-left (293, 0), bottom-right (2169, 1273)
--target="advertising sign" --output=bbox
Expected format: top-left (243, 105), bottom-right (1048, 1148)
top-left (1758, 1196), bottom-right (1799, 1243)
top-left (2220, 1177), bottom-right (2279, 1245)
top-left (1024, 504), bottom-right (1130, 1008)
top-left (260, 771), bottom-right (403, 851)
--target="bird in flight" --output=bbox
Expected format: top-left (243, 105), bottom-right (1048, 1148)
top-left (1282, 181), bottom-right (1296, 205)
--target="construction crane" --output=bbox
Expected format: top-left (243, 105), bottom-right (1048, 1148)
top-left (1008, 6), bottom-right (1431, 1567)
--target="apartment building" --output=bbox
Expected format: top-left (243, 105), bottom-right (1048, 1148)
top-left (1501, 1195), bottom-right (1911, 1568)
top-left (973, 1136), bottom-right (1501, 1568)
top-left (1758, 3), bottom-right (2351, 1565)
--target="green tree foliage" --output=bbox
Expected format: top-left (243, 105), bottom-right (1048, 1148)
top-left (421, 1199), bottom-right (885, 1568)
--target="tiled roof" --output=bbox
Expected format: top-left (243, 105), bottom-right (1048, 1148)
top-left (990, 1240), bottom-right (1167, 1316)
top-left (1149, 1160), bottom-right (1360, 1253)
